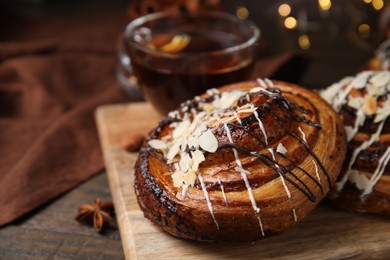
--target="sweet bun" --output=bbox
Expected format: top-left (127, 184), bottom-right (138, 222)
top-left (321, 70), bottom-right (390, 215)
top-left (135, 79), bottom-right (347, 242)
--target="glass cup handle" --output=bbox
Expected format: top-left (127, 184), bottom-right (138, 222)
top-left (116, 34), bottom-right (144, 100)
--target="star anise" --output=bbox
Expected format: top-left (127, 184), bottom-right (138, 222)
top-left (75, 198), bottom-right (116, 233)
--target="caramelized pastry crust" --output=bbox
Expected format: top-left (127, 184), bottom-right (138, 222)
top-left (321, 70), bottom-right (390, 215)
top-left (135, 79), bottom-right (347, 242)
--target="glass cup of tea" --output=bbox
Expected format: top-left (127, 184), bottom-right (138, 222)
top-left (118, 11), bottom-right (260, 114)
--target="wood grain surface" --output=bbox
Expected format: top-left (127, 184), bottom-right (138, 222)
top-left (0, 172), bottom-right (124, 259)
top-left (96, 102), bottom-right (390, 260)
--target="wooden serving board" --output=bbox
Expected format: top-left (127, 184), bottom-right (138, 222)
top-left (95, 102), bottom-right (390, 260)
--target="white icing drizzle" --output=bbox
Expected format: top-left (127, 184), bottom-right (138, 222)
top-left (298, 126), bottom-right (307, 143)
top-left (292, 208), bottom-right (297, 222)
top-left (298, 127), bottom-right (325, 186)
top-left (233, 110), bottom-right (242, 125)
top-left (362, 146), bottom-right (390, 196)
top-left (312, 160), bottom-right (321, 184)
top-left (198, 174), bottom-right (219, 229)
top-left (217, 177), bottom-right (228, 204)
top-left (181, 184), bottom-right (189, 198)
top-left (254, 79), bottom-right (275, 95)
top-left (223, 122), bottom-right (264, 236)
top-left (223, 123), bottom-right (259, 212)
top-left (336, 120), bottom-right (385, 191)
top-left (334, 83), bottom-right (355, 112)
top-left (257, 217), bottom-right (265, 237)
top-left (268, 148), bottom-right (291, 199)
top-left (251, 104), bottom-right (268, 146)
top-left (346, 109), bottom-right (366, 142)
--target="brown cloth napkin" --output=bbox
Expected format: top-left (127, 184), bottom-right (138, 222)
top-left (0, 9), bottom-right (309, 227)
top-left (0, 12), bottom-right (130, 227)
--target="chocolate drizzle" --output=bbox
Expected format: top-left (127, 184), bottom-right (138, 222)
top-left (149, 84), bottom-right (326, 202)
top-left (218, 141), bottom-right (317, 201)
top-left (226, 122), bottom-right (266, 147)
top-left (287, 132), bottom-right (331, 187)
top-left (293, 116), bottom-right (322, 129)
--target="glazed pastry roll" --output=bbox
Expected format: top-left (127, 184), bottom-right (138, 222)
top-left (321, 70), bottom-right (390, 215)
top-left (135, 79), bottom-right (347, 242)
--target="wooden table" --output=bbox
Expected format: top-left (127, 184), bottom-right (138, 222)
top-left (0, 172), bottom-right (124, 259)
top-left (0, 0), bottom-right (381, 259)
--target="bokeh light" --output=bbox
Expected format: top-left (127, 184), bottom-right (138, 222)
top-left (284, 17), bottom-right (298, 29)
top-left (372, 0), bottom-right (384, 10)
top-left (298, 34), bottom-right (311, 49)
top-left (318, 0), bottom-right (332, 11)
top-left (278, 4), bottom-right (291, 17)
top-left (236, 6), bottom-right (249, 20)
top-left (358, 23), bottom-right (371, 38)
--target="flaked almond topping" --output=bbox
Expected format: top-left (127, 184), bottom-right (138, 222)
top-left (369, 70), bottom-right (390, 87)
top-left (276, 143), bottom-right (287, 154)
top-left (188, 111), bottom-right (206, 133)
top-left (191, 150), bottom-right (205, 172)
top-left (199, 129), bottom-right (218, 153)
top-left (173, 119), bottom-right (191, 139)
top-left (149, 83), bottom-right (295, 199)
top-left (172, 171), bottom-right (185, 187)
top-left (202, 103), bottom-right (214, 113)
top-left (148, 139), bottom-right (168, 150)
top-left (366, 82), bottom-right (386, 97)
top-left (180, 136), bottom-right (188, 153)
top-left (347, 96), bottom-right (364, 110)
top-left (361, 94), bottom-right (377, 116)
top-left (193, 122), bottom-right (207, 137)
top-left (187, 135), bottom-right (199, 149)
top-left (166, 141), bottom-right (181, 161)
top-left (179, 152), bottom-right (191, 173)
top-left (350, 71), bottom-right (372, 89)
top-left (206, 88), bottom-right (219, 96)
top-left (183, 170), bottom-right (197, 186)
top-left (212, 90), bottom-right (244, 109)
top-left (321, 78), bottom-right (350, 104)
top-left (168, 110), bottom-right (180, 119)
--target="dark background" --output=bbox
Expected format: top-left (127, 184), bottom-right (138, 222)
top-left (1, 0), bottom-right (388, 88)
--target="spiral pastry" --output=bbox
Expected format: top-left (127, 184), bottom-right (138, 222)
top-left (321, 70), bottom-right (390, 215)
top-left (135, 79), bottom-right (347, 242)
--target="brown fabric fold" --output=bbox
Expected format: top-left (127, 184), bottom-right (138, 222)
top-left (0, 10), bottom-right (309, 227)
top-left (0, 12), bottom-right (130, 226)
